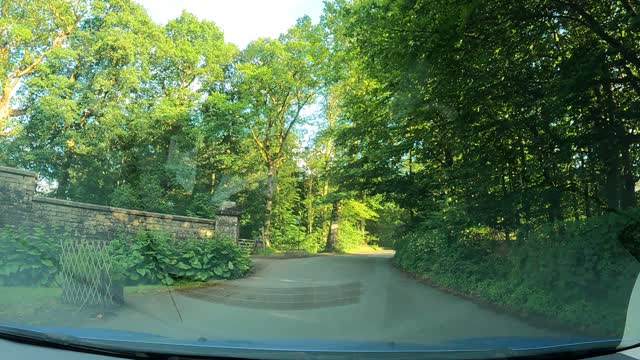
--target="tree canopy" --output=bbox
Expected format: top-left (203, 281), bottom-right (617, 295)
top-left (2, 0), bottom-right (640, 253)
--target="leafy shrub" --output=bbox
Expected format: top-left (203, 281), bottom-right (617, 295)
top-left (301, 229), bottom-right (326, 253)
top-left (107, 231), bottom-right (252, 285)
top-left (394, 210), bottom-right (640, 335)
top-left (0, 225), bottom-right (61, 286)
top-left (0, 226), bottom-right (252, 288)
top-left (333, 220), bottom-right (367, 252)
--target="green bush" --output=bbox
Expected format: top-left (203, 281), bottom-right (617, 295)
top-left (0, 226), bottom-right (252, 288)
top-left (107, 231), bottom-right (252, 285)
top-left (301, 229), bottom-right (326, 253)
top-left (394, 210), bottom-right (640, 335)
top-left (0, 226), bottom-right (61, 286)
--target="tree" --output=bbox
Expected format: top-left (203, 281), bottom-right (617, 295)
top-left (230, 17), bottom-right (325, 247)
top-left (111, 11), bottom-right (236, 213)
top-left (0, 0), bottom-right (88, 135)
top-left (325, 0), bottom-right (640, 242)
top-left (8, 0), bottom-right (160, 202)
top-left (5, 1), bottom-right (237, 216)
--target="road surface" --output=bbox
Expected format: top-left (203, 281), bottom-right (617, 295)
top-left (87, 251), bottom-right (567, 345)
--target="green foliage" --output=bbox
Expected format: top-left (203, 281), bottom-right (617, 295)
top-left (328, 0), bottom-right (640, 238)
top-left (333, 220), bottom-right (365, 252)
top-left (395, 211), bottom-right (640, 335)
top-left (1, 0), bottom-right (391, 253)
top-left (0, 226), bottom-right (61, 286)
top-left (300, 229), bottom-right (326, 253)
top-left (107, 231), bottom-right (252, 285)
top-left (110, 175), bottom-right (175, 213)
top-left (0, 226), bottom-right (252, 287)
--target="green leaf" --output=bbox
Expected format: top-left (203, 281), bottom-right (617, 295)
top-left (213, 266), bottom-right (223, 276)
top-left (40, 259), bottom-right (54, 267)
top-left (0, 264), bottom-right (20, 275)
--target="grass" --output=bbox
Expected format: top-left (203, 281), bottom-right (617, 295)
top-left (0, 287), bottom-right (62, 323)
top-left (0, 286), bottom-right (61, 306)
top-left (123, 280), bottom-right (222, 295)
top-left (0, 280), bottom-right (221, 323)
top-left (0, 282), bottom-right (218, 308)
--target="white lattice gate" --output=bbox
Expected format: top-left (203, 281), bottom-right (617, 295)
top-left (60, 239), bottom-right (115, 307)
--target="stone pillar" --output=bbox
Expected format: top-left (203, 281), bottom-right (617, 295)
top-left (0, 166), bottom-right (37, 227)
top-left (215, 201), bottom-right (241, 241)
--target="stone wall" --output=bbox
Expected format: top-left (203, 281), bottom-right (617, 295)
top-left (0, 166), bottom-right (239, 241)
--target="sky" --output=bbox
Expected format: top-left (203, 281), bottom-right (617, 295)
top-left (134, 0), bottom-right (325, 49)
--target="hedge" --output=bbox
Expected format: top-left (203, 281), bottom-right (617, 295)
top-left (394, 210), bottom-right (640, 336)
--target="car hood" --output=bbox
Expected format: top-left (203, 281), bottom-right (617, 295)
top-left (0, 324), bottom-right (629, 359)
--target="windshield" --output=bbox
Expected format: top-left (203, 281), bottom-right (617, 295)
top-left (1, 0), bottom-right (639, 358)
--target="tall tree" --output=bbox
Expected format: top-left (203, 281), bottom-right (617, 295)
top-left (230, 17), bottom-right (325, 247)
top-left (0, 0), bottom-right (88, 135)
top-left (8, 0), bottom-right (160, 202)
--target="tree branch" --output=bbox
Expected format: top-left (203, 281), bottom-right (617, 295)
top-left (275, 92), bottom-right (314, 164)
top-left (9, 108), bottom-right (26, 117)
top-left (248, 125), bottom-right (270, 164)
top-left (10, 32), bottom-right (68, 80)
top-left (622, 0), bottom-right (638, 17)
top-left (555, 0), bottom-right (640, 71)
top-left (622, 65), bottom-right (640, 95)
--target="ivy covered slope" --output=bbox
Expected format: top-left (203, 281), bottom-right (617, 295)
top-left (0, 227), bottom-right (252, 287)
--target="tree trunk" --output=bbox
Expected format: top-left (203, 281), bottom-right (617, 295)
top-left (584, 183), bottom-right (592, 217)
top-left (325, 200), bottom-right (342, 252)
top-left (541, 166), bottom-right (562, 222)
top-left (621, 144), bottom-right (637, 209)
top-left (547, 188), bottom-right (562, 222)
top-left (600, 68), bottom-right (627, 210)
top-left (0, 90), bottom-right (11, 135)
top-left (263, 163), bottom-right (277, 248)
top-left (321, 178), bottom-right (330, 241)
top-left (0, 99), bottom-right (9, 121)
top-left (602, 142), bottom-right (621, 210)
top-left (520, 143), bottom-right (532, 225)
top-left (306, 176), bottom-right (314, 234)
top-left (57, 152), bottom-right (73, 199)
top-left (580, 150), bottom-right (592, 217)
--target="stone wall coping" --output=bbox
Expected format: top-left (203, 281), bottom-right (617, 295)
top-left (216, 209), bottom-right (242, 216)
top-left (0, 166), bottom-right (38, 178)
top-left (32, 196), bottom-right (218, 225)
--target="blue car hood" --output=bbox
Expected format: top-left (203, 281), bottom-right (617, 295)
top-left (1, 323), bottom-right (622, 353)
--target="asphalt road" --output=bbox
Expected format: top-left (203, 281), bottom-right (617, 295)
top-left (89, 251), bottom-right (567, 345)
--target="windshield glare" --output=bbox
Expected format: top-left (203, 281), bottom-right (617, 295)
top-left (0, 0), bottom-right (639, 358)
